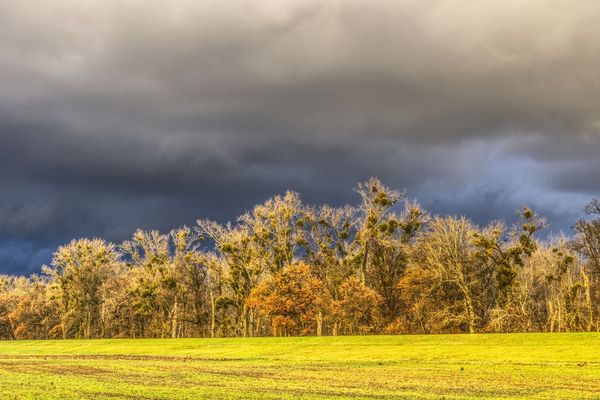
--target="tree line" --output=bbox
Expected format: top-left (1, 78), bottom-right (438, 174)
top-left (1, 178), bottom-right (599, 339)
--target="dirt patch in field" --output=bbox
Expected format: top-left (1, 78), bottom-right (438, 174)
top-left (0, 360), bottom-right (108, 377)
top-left (0, 354), bottom-right (243, 362)
top-left (84, 392), bottom-right (158, 400)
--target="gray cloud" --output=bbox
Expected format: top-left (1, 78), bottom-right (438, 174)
top-left (0, 0), bottom-right (599, 273)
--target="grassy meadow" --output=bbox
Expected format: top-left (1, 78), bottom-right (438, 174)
top-left (0, 333), bottom-right (599, 399)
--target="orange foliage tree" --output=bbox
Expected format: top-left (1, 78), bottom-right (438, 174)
top-left (333, 276), bottom-right (382, 335)
top-left (248, 262), bottom-right (324, 336)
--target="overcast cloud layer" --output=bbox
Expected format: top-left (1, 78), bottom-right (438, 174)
top-left (1, 0), bottom-right (599, 274)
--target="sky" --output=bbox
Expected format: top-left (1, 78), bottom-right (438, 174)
top-left (1, 0), bottom-right (599, 274)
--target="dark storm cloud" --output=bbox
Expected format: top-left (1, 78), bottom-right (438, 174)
top-left (1, 0), bottom-right (599, 273)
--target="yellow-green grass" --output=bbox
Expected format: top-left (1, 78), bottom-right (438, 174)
top-left (0, 333), bottom-right (599, 399)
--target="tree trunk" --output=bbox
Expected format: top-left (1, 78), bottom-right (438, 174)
top-left (459, 284), bottom-right (475, 334)
top-left (242, 303), bottom-right (248, 337)
top-left (249, 308), bottom-right (255, 337)
top-left (557, 299), bottom-right (562, 333)
top-left (465, 298), bottom-right (475, 334)
top-left (361, 241), bottom-right (370, 284)
top-left (548, 301), bottom-right (555, 332)
top-left (210, 291), bottom-right (216, 338)
top-left (316, 311), bottom-right (323, 337)
top-left (171, 299), bottom-right (178, 339)
top-left (583, 272), bottom-right (593, 332)
top-left (87, 310), bottom-right (92, 339)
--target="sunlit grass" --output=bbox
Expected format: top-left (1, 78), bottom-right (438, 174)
top-left (0, 333), bottom-right (599, 399)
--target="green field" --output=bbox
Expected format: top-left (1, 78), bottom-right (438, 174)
top-left (0, 333), bottom-right (599, 399)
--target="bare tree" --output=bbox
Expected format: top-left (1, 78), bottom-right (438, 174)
top-left (409, 217), bottom-right (483, 333)
top-left (44, 238), bottom-right (121, 338)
